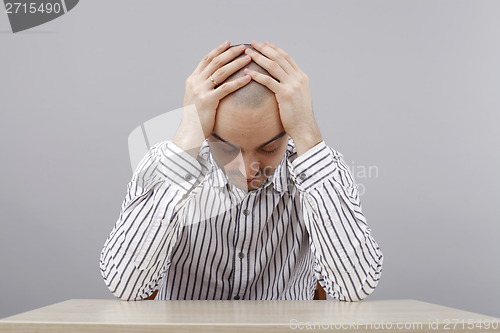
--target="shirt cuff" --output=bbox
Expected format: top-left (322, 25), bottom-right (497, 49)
top-left (157, 141), bottom-right (209, 192)
top-left (291, 141), bottom-right (339, 191)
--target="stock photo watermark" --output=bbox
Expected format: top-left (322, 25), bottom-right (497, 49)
top-left (289, 318), bottom-right (499, 331)
top-left (3, 0), bottom-right (79, 33)
top-left (127, 105), bottom-right (380, 204)
top-left (346, 160), bottom-right (379, 196)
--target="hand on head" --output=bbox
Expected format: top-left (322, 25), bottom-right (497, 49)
top-left (174, 40), bottom-right (321, 161)
top-left (174, 41), bottom-right (251, 152)
top-left (243, 40), bottom-right (322, 155)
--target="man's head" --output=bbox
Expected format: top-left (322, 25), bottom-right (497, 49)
top-left (220, 44), bottom-right (275, 108)
top-left (208, 44), bottom-right (288, 192)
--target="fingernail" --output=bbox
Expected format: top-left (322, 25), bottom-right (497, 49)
top-left (239, 44), bottom-right (246, 50)
top-left (245, 48), bottom-right (254, 54)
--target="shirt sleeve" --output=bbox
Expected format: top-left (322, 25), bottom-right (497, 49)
top-left (291, 141), bottom-right (384, 301)
top-left (99, 140), bottom-right (210, 300)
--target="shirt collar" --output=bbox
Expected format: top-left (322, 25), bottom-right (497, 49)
top-left (207, 151), bottom-right (230, 188)
top-left (206, 137), bottom-right (297, 193)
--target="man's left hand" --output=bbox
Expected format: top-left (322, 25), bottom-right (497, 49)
top-left (244, 40), bottom-right (322, 156)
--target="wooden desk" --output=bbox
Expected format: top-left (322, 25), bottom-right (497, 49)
top-left (0, 299), bottom-right (498, 332)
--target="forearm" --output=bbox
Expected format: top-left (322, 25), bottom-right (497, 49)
top-left (293, 142), bottom-right (383, 301)
top-left (290, 124), bottom-right (322, 157)
top-left (306, 183), bottom-right (383, 301)
top-left (100, 141), bottom-right (209, 300)
top-left (173, 104), bottom-right (207, 159)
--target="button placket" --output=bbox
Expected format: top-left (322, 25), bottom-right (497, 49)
top-left (232, 197), bottom-right (252, 301)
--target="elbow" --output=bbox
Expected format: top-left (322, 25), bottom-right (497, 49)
top-left (354, 256), bottom-right (384, 302)
top-left (342, 255), bottom-right (384, 302)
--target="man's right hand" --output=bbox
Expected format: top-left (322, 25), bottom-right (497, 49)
top-left (173, 41), bottom-right (251, 155)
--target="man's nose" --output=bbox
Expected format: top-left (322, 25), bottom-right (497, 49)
top-left (238, 153), bottom-right (260, 179)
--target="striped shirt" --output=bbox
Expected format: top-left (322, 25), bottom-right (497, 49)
top-left (100, 138), bottom-right (383, 301)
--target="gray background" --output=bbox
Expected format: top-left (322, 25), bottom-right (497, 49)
top-left (1, 0), bottom-right (499, 319)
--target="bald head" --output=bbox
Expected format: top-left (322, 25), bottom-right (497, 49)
top-left (218, 44), bottom-right (276, 108)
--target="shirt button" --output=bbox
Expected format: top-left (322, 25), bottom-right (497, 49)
top-left (233, 295), bottom-right (240, 300)
top-left (184, 174), bottom-right (192, 181)
top-left (299, 173), bottom-right (306, 180)
top-left (238, 252), bottom-right (245, 259)
top-left (242, 209), bottom-right (250, 216)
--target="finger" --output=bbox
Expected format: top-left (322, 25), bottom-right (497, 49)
top-left (194, 40), bottom-right (231, 74)
top-left (201, 44), bottom-right (247, 80)
top-left (243, 68), bottom-right (280, 93)
top-left (263, 41), bottom-right (301, 72)
top-left (208, 54), bottom-right (251, 89)
top-left (245, 48), bottom-right (287, 82)
top-left (212, 74), bottom-right (252, 100)
top-left (250, 40), bottom-right (295, 74)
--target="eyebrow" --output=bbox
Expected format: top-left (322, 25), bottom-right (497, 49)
top-left (211, 130), bottom-right (287, 150)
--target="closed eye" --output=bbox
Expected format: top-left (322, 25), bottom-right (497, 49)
top-left (222, 148), bottom-right (240, 154)
top-left (260, 148), bottom-right (277, 154)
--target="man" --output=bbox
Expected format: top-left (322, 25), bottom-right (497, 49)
top-left (100, 40), bottom-right (383, 301)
